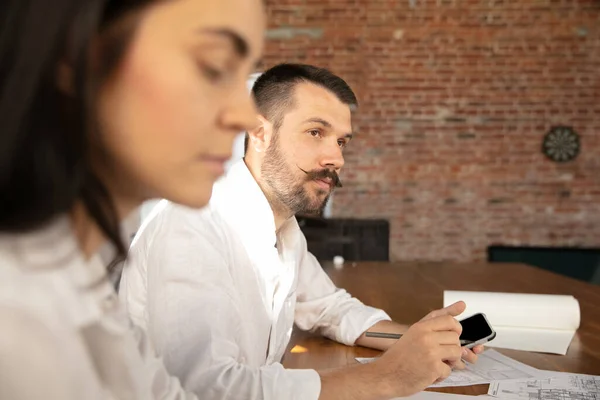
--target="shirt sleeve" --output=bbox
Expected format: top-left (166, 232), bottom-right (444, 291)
top-left (134, 213), bottom-right (322, 400)
top-left (293, 236), bottom-right (391, 346)
top-left (130, 322), bottom-right (199, 400)
top-left (0, 305), bottom-right (84, 400)
top-left (0, 288), bottom-right (196, 400)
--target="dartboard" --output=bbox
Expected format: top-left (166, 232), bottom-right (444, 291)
top-left (542, 126), bottom-right (580, 163)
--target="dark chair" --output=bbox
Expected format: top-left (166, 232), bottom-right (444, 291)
top-left (487, 245), bottom-right (600, 285)
top-left (297, 216), bottom-right (390, 262)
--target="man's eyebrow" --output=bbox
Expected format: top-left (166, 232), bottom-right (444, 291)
top-left (303, 117), bottom-right (332, 128)
top-left (197, 28), bottom-right (249, 58)
top-left (304, 117), bottom-right (354, 139)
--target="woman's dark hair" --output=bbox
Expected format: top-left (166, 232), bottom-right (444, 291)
top-left (0, 0), bottom-right (154, 263)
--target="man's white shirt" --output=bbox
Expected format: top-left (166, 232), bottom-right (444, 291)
top-left (119, 160), bottom-right (391, 400)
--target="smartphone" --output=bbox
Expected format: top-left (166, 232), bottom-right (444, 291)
top-left (458, 313), bottom-right (496, 349)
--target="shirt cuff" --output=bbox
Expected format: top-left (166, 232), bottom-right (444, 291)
top-left (336, 305), bottom-right (392, 346)
top-left (264, 366), bottom-right (321, 400)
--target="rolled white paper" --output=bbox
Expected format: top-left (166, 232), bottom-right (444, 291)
top-left (444, 291), bottom-right (580, 354)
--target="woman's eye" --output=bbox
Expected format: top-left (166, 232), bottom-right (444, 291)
top-left (338, 140), bottom-right (347, 148)
top-left (199, 64), bottom-right (225, 82)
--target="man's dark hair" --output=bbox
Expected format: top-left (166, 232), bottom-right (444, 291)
top-left (244, 63), bottom-right (358, 154)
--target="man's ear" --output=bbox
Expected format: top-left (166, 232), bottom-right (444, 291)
top-left (247, 115), bottom-right (273, 153)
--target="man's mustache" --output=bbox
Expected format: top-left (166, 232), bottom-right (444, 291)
top-left (298, 166), bottom-right (343, 188)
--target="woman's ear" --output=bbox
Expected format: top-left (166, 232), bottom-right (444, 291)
top-left (55, 61), bottom-right (75, 96)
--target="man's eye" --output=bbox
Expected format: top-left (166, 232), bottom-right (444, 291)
top-left (338, 140), bottom-right (347, 148)
top-left (309, 129), bottom-right (321, 137)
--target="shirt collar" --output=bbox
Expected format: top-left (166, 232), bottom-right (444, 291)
top-left (210, 160), bottom-right (299, 253)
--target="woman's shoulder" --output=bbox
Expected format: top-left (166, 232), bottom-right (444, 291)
top-left (0, 253), bottom-right (80, 381)
top-left (0, 248), bottom-right (73, 330)
top-left (0, 302), bottom-right (84, 400)
top-left (0, 278), bottom-right (104, 400)
top-left (0, 240), bottom-right (111, 399)
top-left (0, 229), bottom-right (104, 332)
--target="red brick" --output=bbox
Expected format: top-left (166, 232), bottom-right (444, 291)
top-left (264, 0), bottom-right (600, 262)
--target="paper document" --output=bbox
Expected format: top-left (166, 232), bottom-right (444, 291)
top-left (392, 391), bottom-right (496, 400)
top-left (488, 374), bottom-right (600, 400)
top-left (356, 350), bottom-right (547, 388)
top-left (444, 291), bottom-right (580, 355)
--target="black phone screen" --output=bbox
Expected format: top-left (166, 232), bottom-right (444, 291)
top-left (459, 313), bottom-right (493, 344)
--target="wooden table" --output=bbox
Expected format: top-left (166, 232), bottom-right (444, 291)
top-left (282, 262), bottom-right (600, 395)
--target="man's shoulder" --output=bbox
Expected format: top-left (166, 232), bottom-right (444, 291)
top-left (134, 201), bottom-right (230, 249)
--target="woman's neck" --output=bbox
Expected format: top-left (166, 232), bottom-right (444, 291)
top-left (69, 196), bottom-right (139, 259)
top-left (70, 202), bottom-right (107, 259)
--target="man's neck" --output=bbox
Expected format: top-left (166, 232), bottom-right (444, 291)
top-left (243, 158), bottom-right (292, 232)
top-left (271, 203), bottom-right (293, 233)
top-left (255, 182), bottom-right (293, 233)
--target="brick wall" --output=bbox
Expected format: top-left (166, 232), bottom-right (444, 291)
top-left (262, 0), bottom-right (600, 262)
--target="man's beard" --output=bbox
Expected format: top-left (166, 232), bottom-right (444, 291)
top-left (261, 133), bottom-right (342, 216)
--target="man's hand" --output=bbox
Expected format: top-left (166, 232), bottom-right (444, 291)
top-left (369, 314), bottom-right (463, 398)
top-left (317, 302), bottom-right (487, 400)
top-left (420, 301), bottom-right (485, 364)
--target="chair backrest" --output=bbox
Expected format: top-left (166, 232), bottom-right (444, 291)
top-left (487, 245), bottom-right (600, 285)
top-left (297, 216), bottom-right (390, 262)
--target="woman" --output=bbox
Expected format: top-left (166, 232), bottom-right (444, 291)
top-left (0, 0), bottom-right (264, 398)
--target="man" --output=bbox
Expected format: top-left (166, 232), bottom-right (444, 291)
top-left (120, 63), bottom-right (482, 400)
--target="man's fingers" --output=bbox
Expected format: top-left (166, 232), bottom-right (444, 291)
top-left (437, 362), bottom-right (453, 381)
top-left (424, 301), bottom-right (467, 320)
top-left (450, 358), bottom-right (467, 370)
top-left (461, 347), bottom-right (479, 364)
top-left (441, 301), bottom-right (466, 317)
top-left (423, 315), bottom-right (462, 334)
top-left (439, 344), bottom-right (463, 364)
top-left (433, 331), bottom-right (461, 345)
top-left (472, 344), bottom-right (485, 354)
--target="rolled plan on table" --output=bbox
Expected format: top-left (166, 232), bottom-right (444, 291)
top-left (444, 291), bottom-right (580, 355)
